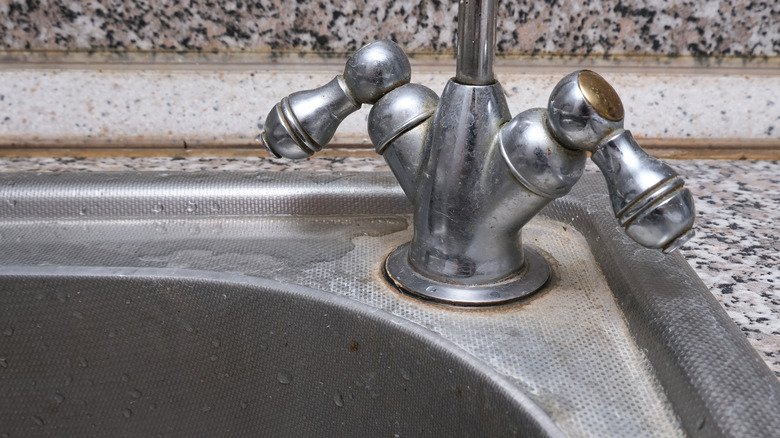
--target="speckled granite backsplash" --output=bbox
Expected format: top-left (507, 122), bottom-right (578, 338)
top-left (2, 0), bottom-right (779, 153)
top-left (2, 0), bottom-right (778, 56)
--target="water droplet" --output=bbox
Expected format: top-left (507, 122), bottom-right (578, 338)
top-left (209, 201), bottom-right (221, 212)
top-left (52, 392), bottom-right (65, 404)
top-left (122, 373), bottom-right (131, 382)
top-left (32, 415), bottom-right (44, 426)
top-left (107, 328), bottom-right (118, 338)
top-left (400, 367), bottom-right (412, 381)
top-left (181, 320), bottom-right (195, 333)
top-left (122, 408), bottom-right (132, 419)
top-left (187, 225), bottom-right (201, 235)
top-left (2, 431), bottom-right (11, 438)
top-left (129, 389), bottom-right (142, 399)
top-left (56, 292), bottom-right (68, 303)
top-left (211, 338), bottom-right (221, 348)
top-left (209, 355), bottom-right (218, 362)
top-left (0, 358), bottom-right (8, 368)
top-left (425, 286), bottom-right (438, 293)
top-left (153, 222), bottom-right (168, 234)
top-left (201, 405), bottom-right (212, 413)
top-left (151, 204), bottom-right (164, 214)
top-left (149, 403), bottom-right (157, 411)
top-left (276, 371), bottom-right (291, 385)
top-left (3, 327), bottom-right (14, 337)
top-left (63, 372), bottom-right (73, 385)
top-left (259, 343), bottom-right (268, 352)
top-left (79, 207), bottom-right (88, 216)
top-left (72, 311), bottom-right (84, 320)
top-left (185, 200), bottom-right (198, 213)
top-left (333, 391), bottom-right (344, 408)
top-left (240, 401), bottom-right (248, 409)
top-left (77, 357), bottom-right (88, 368)
top-left (221, 293), bottom-right (227, 300)
top-left (6, 199), bottom-right (17, 207)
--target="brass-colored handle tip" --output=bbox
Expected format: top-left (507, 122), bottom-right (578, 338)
top-left (578, 70), bottom-right (625, 122)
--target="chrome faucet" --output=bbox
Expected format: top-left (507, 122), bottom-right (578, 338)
top-left (258, 0), bottom-right (695, 307)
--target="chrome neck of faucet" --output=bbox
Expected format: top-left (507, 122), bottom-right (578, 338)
top-left (456, 0), bottom-right (497, 86)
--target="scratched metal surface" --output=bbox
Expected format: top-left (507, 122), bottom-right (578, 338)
top-left (0, 171), bottom-right (777, 437)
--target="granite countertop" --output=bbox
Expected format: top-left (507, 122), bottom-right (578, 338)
top-left (0, 156), bottom-right (777, 378)
top-left (2, 0), bottom-right (777, 57)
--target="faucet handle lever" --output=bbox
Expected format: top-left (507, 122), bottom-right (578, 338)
top-left (592, 130), bottom-right (696, 253)
top-left (547, 70), bottom-right (695, 253)
top-left (259, 76), bottom-right (361, 159)
top-left (259, 39), bottom-right (411, 159)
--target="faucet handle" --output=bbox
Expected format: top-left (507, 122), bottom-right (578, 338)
top-left (259, 39), bottom-right (411, 159)
top-left (591, 130), bottom-right (696, 253)
top-left (260, 76), bottom-right (361, 159)
top-left (547, 70), bottom-right (695, 253)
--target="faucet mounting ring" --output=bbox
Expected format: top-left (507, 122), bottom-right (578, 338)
top-left (384, 243), bottom-right (551, 307)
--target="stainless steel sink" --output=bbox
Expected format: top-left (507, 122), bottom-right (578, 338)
top-left (0, 267), bottom-right (557, 437)
top-left (0, 171), bottom-right (778, 437)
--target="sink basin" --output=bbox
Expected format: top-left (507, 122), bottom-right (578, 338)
top-left (0, 171), bottom-right (777, 437)
top-left (0, 267), bottom-right (557, 437)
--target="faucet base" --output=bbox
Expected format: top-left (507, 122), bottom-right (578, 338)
top-left (384, 243), bottom-right (551, 307)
